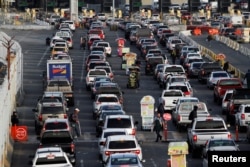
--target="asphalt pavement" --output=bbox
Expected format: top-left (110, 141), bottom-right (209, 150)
top-left (190, 34), bottom-right (250, 75)
top-left (3, 25), bottom-right (250, 167)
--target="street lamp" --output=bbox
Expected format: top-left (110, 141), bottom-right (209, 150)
top-left (112, 0), bottom-right (115, 18)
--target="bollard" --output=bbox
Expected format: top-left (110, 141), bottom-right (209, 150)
top-left (235, 124), bottom-right (239, 142)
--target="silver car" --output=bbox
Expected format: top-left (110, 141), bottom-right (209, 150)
top-left (103, 153), bottom-right (144, 167)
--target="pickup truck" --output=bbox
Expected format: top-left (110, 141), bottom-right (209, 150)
top-left (187, 116), bottom-right (231, 158)
top-left (39, 130), bottom-right (76, 165)
top-left (172, 102), bottom-right (210, 131)
top-left (158, 89), bottom-right (184, 113)
top-left (45, 79), bottom-right (74, 106)
top-left (197, 62), bottom-right (222, 84)
top-left (226, 88), bottom-right (250, 124)
top-left (158, 64), bottom-right (185, 88)
top-left (213, 78), bottom-right (243, 105)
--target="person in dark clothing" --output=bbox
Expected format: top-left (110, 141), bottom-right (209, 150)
top-left (171, 49), bottom-right (177, 65)
top-left (11, 111), bottom-right (19, 126)
top-left (223, 61), bottom-right (229, 72)
top-left (153, 113), bottom-right (163, 142)
top-left (207, 34), bottom-right (213, 46)
top-left (80, 36), bottom-right (86, 50)
top-left (70, 108), bottom-right (81, 138)
top-left (189, 105), bottom-right (198, 126)
top-left (244, 69), bottom-right (250, 89)
top-left (157, 103), bottom-right (164, 117)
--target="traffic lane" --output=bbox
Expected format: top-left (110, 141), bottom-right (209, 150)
top-left (190, 35), bottom-right (249, 74)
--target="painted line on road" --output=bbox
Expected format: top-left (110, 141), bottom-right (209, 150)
top-left (37, 46), bottom-right (50, 66)
top-left (80, 49), bottom-right (87, 82)
top-left (150, 158), bottom-right (158, 167)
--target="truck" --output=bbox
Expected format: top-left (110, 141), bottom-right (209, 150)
top-left (158, 89), bottom-right (184, 113)
top-left (197, 62), bottom-right (222, 84)
top-left (136, 27), bottom-right (153, 40)
top-left (43, 59), bottom-right (74, 106)
top-left (213, 78), bottom-right (243, 105)
top-left (187, 116), bottom-right (231, 158)
top-left (226, 88), bottom-right (250, 124)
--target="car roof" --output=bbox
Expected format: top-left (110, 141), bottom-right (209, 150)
top-left (106, 114), bottom-right (131, 119)
top-left (97, 94), bottom-right (119, 97)
top-left (107, 134), bottom-right (136, 141)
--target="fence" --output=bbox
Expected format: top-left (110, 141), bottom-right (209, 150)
top-left (179, 30), bottom-right (245, 79)
top-left (0, 31), bottom-right (23, 167)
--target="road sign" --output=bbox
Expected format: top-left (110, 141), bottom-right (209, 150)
top-left (163, 113), bottom-right (171, 121)
top-left (11, 126), bottom-right (28, 141)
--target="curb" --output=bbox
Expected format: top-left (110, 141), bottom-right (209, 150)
top-left (0, 25), bottom-right (54, 30)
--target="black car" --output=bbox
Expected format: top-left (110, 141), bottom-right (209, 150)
top-left (159, 33), bottom-right (175, 46)
top-left (145, 57), bottom-right (165, 75)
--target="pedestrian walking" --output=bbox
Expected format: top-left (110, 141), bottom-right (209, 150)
top-left (11, 111), bottom-right (19, 126)
top-left (206, 34), bottom-right (213, 46)
top-left (135, 70), bottom-right (140, 88)
top-left (244, 69), bottom-right (250, 89)
top-left (153, 113), bottom-right (163, 142)
top-left (80, 36), bottom-right (86, 50)
top-left (188, 105), bottom-right (198, 127)
top-left (69, 108), bottom-right (81, 138)
top-left (223, 61), bottom-right (229, 72)
top-left (157, 103), bottom-right (164, 117)
top-left (171, 49), bottom-right (177, 65)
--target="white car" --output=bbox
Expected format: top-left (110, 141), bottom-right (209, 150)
top-left (173, 97), bottom-right (199, 110)
top-left (98, 129), bottom-right (128, 159)
top-left (30, 147), bottom-right (73, 167)
top-left (96, 41), bottom-right (112, 57)
top-left (166, 37), bottom-right (183, 51)
top-left (62, 20), bottom-right (76, 31)
top-left (221, 89), bottom-right (233, 115)
top-left (50, 36), bottom-right (66, 49)
top-left (59, 28), bottom-right (73, 37)
top-left (101, 135), bottom-right (143, 162)
top-left (166, 82), bottom-right (193, 97)
top-left (235, 104), bottom-right (250, 131)
top-left (207, 71), bottom-right (231, 89)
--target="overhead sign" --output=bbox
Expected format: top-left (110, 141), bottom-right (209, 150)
top-left (11, 126), bottom-right (28, 141)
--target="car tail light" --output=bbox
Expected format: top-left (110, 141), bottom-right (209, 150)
top-left (39, 144), bottom-right (43, 148)
top-left (96, 101), bottom-right (101, 105)
top-left (177, 115), bottom-right (181, 121)
top-left (241, 114), bottom-right (245, 120)
top-left (109, 73), bottom-right (114, 79)
top-left (133, 150), bottom-right (140, 154)
top-left (184, 91), bottom-right (191, 97)
top-left (131, 128), bottom-right (136, 135)
top-left (71, 143), bottom-right (75, 152)
top-left (147, 64), bottom-right (150, 67)
top-left (167, 159), bottom-right (171, 167)
top-left (105, 151), bottom-right (111, 156)
top-left (228, 133), bottom-right (232, 139)
top-left (39, 115), bottom-right (42, 121)
top-left (193, 135), bottom-right (197, 142)
top-left (64, 114), bottom-right (67, 119)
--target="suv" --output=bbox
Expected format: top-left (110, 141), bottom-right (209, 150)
top-left (235, 104), bottom-right (250, 131)
top-left (166, 82), bottom-right (193, 97)
top-left (37, 91), bottom-right (68, 107)
top-left (102, 115), bottom-right (138, 136)
top-left (145, 56), bottom-right (165, 75)
top-left (39, 130), bottom-right (76, 165)
top-left (33, 102), bottom-right (68, 135)
top-left (30, 147), bottom-right (73, 167)
top-left (62, 20), bottom-right (76, 32)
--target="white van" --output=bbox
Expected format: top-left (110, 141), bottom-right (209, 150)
top-left (226, 15), bottom-right (243, 26)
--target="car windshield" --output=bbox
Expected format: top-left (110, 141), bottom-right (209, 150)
top-left (111, 157), bottom-right (138, 165)
top-left (109, 140), bottom-right (136, 149)
top-left (195, 120), bottom-right (225, 129)
top-left (89, 70), bottom-right (106, 75)
top-left (41, 106), bottom-right (64, 114)
top-left (212, 73), bottom-right (228, 77)
top-left (208, 140), bottom-right (235, 147)
top-left (104, 132), bottom-right (126, 138)
top-left (45, 122), bottom-right (68, 130)
top-left (98, 97), bottom-right (118, 102)
top-left (35, 156), bottom-right (67, 165)
top-left (107, 118), bottom-right (131, 128)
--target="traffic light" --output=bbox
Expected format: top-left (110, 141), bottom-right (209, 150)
top-left (129, 0), bottom-right (141, 12)
top-left (159, 0), bottom-right (171, 12)
top-left (188, 0), bottom-right (200, 12)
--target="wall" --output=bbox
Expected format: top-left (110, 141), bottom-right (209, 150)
top-left (0, 31), bottom-right (23, 167)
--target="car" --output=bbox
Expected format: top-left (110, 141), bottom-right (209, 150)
top-left (96, 108), bottom-right (126, 137)
top-left (94, 66), bottom-right (114, 80)
top-left (93, 94), bottom-right (121, 119)
top-left (40, 118), bottom-right (71, 137)
top-left (221, 89), bottom-right (234, 115)
top-left (51, 46), bottom-right (68, 58)
top-left (62, 20), bottom-right (76, 31)
top-left (163, 74), bottom-right (188, 89)
top-left (95, 41), bottom-right (112, 57)
top-left (91, 46), bottom-right (106, 56)
top-left (30, 147), bottom-right (73, 167)
top-left (59, 28), bottom-right (73, 37)
top-left (173, 97), bottom-right (200, 110)
top-left (39, 130), bottom-right (76, 165)
top-left (50, 36), bottom-right (67, 49)
top-left (37, 91), bottom-right (68, 107)
top-left (145, 57), bottom-right (165, 75)
top-left (85, 69), bottom-right (108, 90)
top-left (183, 56), bottom-right (204, 71)
top-left (103, 153), bottom-right (144, 167)
top-left (154, 64), bottom-right (165, 80)
top-left (207, 71), bottom-right (231, 89)
top-left (90, 80), bottom-right (111, 99)
top-left (102, 115), bottom-right (138, 136)
top-left (97, 13), bottom-right (106, 21)
top-left (33, 102), bottom-right (68, 135)
top-left (87, 60), bottom-right (110, 71)
top-left (49, 14), bottom-right (60, 25)
top-left (54, 41), bottom-right (69, 50)
top-left (98, 129), bottom-right (128, 158)
top-left (166, 37), bottom-right (183, 51)
top-left (166, 82), bottom-right (193, 97)
top-left (101, 135), bottom-right (142, 162)
top-left (234, 104), bottom-right (250, 131)
top-left (187, 62), bottom-right (204, 78)
top-left (85, 54), bottom-right (105, 66)
top-left (87, 35), bottom-right (101, 49)
top-left (202, 139), bottom-right (239, 158)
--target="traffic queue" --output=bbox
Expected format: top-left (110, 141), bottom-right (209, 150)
top-left (26, 12), bottom-right (250, 167)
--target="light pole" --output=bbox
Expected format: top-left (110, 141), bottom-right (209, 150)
top-left (112, 0), bottom-right (115, 18)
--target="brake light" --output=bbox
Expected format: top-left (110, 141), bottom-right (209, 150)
top-left (133, 150), bottom-right (140, 154)
top-left (201, 70), bottom-right (205, 75)
top-left (71, 143), bottom-right (75, 152)
top-left (109, 73), bottom-right (114, 78)
top-left (105, 151), bottom-right (111, 156)
top-left (184, 91), bottom-right (191, 97)
top-left (64, 114), bottom-right (67, 119)
top-left (131, 128), bottom-right (136, 135)
top-left (177, 115), bottom-right (181, 121)
top-left (39, 115), bottom-right (42, 121)
top-left (228, 133), bottom-right (232, 139)
top-left (241, 114), bottom-right (245, 120)
top-left (167, 159), bottom-right (171, 167)
top-left (193, 135), bottom-right (197, 142)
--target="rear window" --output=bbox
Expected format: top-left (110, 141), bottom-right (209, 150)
top-left (35, 156), bottom-right (67, 165)
top-left (104, 131), bottom-right (126, 138)
top-left (101, 111), bottom-right (124, 120)
top-left (187, 47), bottom-right (199, 52)
top-left (41, 131), bottom-right (72, 143)
top-left (45, 122), bottom-right (68, 130)
top-left (225, 93), bottom-right (233, 101)
top-left (163, 91), bottom-right (182, 97)
top-left (107, 118), bottom-right (132, 128)
top-left (89, 70), bottom-right (106, 75)
top-left (98, 43), bottom-right (109, 47)
top-left (195, 120), bottom-right (225, 129)
top-left (244, 106), bottom-right (250, 113)
top-left (213, 73), bottom-right (228, 77)
top-left (89, 63), bottom-right (108, 69)
top-left (111, 157), bottom-right (138, 165)
top-left (169, 86), bottom-right (188, 92)
top-left (220, 80), bottom-right (241, 86)
top-left (109, 140), bottom-right (136, 149)
top-left (41, 106), bottom-right (64, 114)
top-left (208, 140), bottom-right (235, 147)
top-left (98, 97), bottom-right (118, 102)
top-left (165, 67), bottom-right (185, 73)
